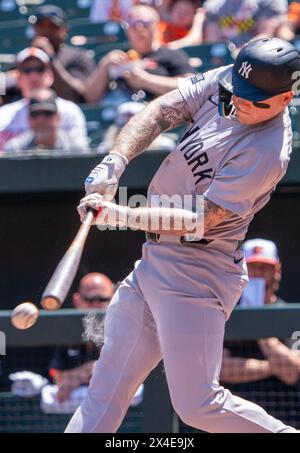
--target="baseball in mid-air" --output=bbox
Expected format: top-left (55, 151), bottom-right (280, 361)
top-left (11, 302), bottom-right (39, 330)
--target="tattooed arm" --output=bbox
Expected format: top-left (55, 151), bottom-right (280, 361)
top-left (203, 197), bottom-right (233, 235)
top-left (79, 194), bottom-right (234, 236)
top-left (108, 90), bottom-right (232, 231)
top-left (83, 89), bottom-right (192, 199)
top-left (122, 197), bottom-right (234, 235)
top-left (82, 89), bottom-right (233, 233)
top-left (110, 89), bottom-right (192, 162)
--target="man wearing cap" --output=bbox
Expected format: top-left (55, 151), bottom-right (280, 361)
top-left (49, 273), bottom-right (114, 404)
top-left (66, 37), bottom-right (300, 433)
top-left (221, 239), bottom-right (300, 428)
top-left (0, 47), bottom-right (88, 150)
top-left (3, 89), bottom-right (80, 152)
top-left (31, 4), bottom-right (95, 103)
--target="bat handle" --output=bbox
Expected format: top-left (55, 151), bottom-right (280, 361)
top-left (86, 206), bottom-right (103, 224)
top-left (85, 208), bottom-right (96, 226)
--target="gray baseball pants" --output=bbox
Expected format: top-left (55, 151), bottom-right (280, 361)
top-left (65, 240), bottom-right (296, 433)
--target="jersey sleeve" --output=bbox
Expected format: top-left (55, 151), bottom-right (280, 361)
top-left (203, 147), bottom-right (286, 218)
top-left (178, 66), bottom-right (226, 118)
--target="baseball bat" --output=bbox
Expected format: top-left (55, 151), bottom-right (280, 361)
top-left (41, 210), bottom-right (95, 311)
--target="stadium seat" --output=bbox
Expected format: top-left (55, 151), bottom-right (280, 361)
top-left (182, 43), bottom-right (234, 72)
top-left (81, 103), bottom-right (117, 147)
top-left (93, 41), bottom-right (130, 62)
top-left (49, 0), bottom-right (92, 20)
top-left (0, 21), bottom-right (33, 55)
top-left (14, 0), bottom-right (93, 21)
top-left (0, 52), bottom-right (18, 71)
top-left (69, 20), bottom-right (128, 48)
top-left (0, 0), bottom-right (25, 23)
top-left (289, 98), bottom-right (300, 147)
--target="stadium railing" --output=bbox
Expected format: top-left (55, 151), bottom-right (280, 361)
top-left (1, 139), bottom-right (300, 194)
top-left (1, 305), bottom-right (300, 433)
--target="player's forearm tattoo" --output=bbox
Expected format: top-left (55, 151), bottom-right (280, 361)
top-left (157, 89), bottom-right (192, 130)
top-left (111, 89), bottom-right (192, 161)
top-left (204, 197), bottom-right (233, 233)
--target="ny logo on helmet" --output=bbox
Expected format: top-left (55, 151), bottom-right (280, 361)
top-left (238, 61), bottom-right (253, 79)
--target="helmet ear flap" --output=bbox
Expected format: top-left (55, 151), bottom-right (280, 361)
top-left (218, 83), bottom-right (234, 117)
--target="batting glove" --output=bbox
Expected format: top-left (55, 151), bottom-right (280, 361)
top-left (85, 152), bottom-right (129, 200)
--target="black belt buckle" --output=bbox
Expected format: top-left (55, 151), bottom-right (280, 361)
top-left (146, 232), bottom-right (160, 242)
top-left (146, 232), bottom-right (213, 245)
top-left (180, 237), bottom-right (213, 245)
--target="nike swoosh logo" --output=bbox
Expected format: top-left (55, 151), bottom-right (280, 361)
top-left (234, 257), bottom-right (244, 264)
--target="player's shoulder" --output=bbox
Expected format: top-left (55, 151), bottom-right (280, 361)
top-left (187, 64), bottom-right (231, 89)
top-left (178, 65), bottom-right (231, 118)
top-left (179, 64), bottom-right (230, 94)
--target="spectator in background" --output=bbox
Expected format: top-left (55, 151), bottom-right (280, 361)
top-left (152, 0), bottom-right (174, 19)
top-left (287, 1), bottom-right (300, 36)
top-left (83, 4), bottom-right (194, 105)
top-left (90, 0), bottom-right (141, 22)
top-left (0, 47), bottom-right (88, 151)
top-left (221, 239), bottom-right (300, 428)
top-left (158, 0), bottom-right (206, 49)
top-left (98, 101), bottom-right (176, 153)
top-left (276, 2), bottom-right (300, 41)
top-left (4, 91), bottom-right (80, 153)
top-left (31, 4), bottom-right (95, 102)
top-left (49, 273), bottom-right (114, 403)
top-left (202, 0), bottom-right (288, 49)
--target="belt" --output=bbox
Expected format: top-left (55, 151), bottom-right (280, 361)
top-left (145, 232), bottom-right (243, 250)
top-left (146, 232), bottom-right (213, 246)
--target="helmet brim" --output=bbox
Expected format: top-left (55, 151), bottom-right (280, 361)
top-left (218, 66), bottom-right (276, 102)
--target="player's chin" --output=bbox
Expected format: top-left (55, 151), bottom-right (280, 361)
top-left (236, 112), bottom-right (256, 125)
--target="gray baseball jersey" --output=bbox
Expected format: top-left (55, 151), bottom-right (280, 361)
top-left (148, 66), bottom-right (292, 241)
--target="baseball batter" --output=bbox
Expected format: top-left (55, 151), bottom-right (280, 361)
top-left (66, 38), bottom-right (300, 433)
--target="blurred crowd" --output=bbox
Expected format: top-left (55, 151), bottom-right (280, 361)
top-left (0, 0), bottom-right (299, 155)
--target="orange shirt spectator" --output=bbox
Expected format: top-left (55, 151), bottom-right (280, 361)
top-left (158, 21), bottom-right (190, 44)
top-left (288, 2), bottom-right (300, 34)
top-left (158, 0), bottom-right (200, 44)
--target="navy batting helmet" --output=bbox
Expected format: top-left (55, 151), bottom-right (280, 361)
top-left (218, 37), bottom-right (300, 116)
